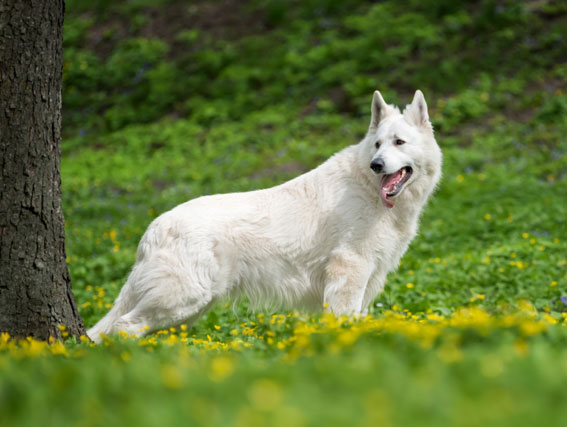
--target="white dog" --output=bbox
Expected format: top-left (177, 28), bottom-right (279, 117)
top-left (88, 90), bottom-right (442, 342)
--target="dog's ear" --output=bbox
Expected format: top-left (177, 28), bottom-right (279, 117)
top-left (370, 90), bottom-right (390, 130)
top-left (405, 90), bottom-right (431, 129)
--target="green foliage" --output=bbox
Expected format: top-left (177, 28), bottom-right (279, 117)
top-left (60, 0), bottom-right (567, 134)
top-left (3, 0), bottom-right (567, 425)
top-left (1, 321), bottom-right (566, 427)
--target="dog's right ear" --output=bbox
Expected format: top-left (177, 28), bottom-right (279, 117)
top-left (370, 90), bottom-right (390, 131)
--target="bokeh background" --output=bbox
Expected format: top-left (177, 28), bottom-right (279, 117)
top-left (61, 0), bottom-right (566, 323)
top-left (2, 1), bottom-right (566, 426)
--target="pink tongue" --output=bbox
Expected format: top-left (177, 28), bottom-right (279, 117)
top-left (380, 170), bottom-right (403, 208)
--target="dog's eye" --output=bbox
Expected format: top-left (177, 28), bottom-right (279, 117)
top-left (395, 139), bottom-right (406, 146)
top-left (375, 141), bottom-right (380, 149)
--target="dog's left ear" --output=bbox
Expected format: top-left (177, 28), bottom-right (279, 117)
top-left (406, 90), bottom-right (431, 129)
top-left (370, 90), bottom-right (391, 131)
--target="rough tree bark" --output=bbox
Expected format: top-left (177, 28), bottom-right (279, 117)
top-left (0, 0), bottom-right (86, 340)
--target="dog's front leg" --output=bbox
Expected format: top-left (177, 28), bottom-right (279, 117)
top-left (360, 271), bottom-right (387, 315)
top-left (323, 252), bottom-right (373, 316)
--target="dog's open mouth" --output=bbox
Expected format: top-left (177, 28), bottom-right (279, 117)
top-left (380, 166), bottom-right (413, 208)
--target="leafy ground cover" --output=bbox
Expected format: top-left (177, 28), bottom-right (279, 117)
top-left (1, 0), bottom-right (566, 426)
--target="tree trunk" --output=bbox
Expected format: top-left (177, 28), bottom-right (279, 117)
top-left (0, 0), bottom-right (86, 340)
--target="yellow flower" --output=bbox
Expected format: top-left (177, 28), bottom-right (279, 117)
top-left (520, 321), bottom-right (546, 336)
top-left (438, 343), bottom-right (462, 363)
top-left (426, 313), bottom-right (444, 322)
top-left (517, 300), bottom-right (537, 317)
top-left (25, 339), bottom-right (47, 358)
top-left (165, 334), bottom-right (179, 346)
top-left (406, 283), bottom-right (414, 289)
top-left (50, 341), bottom-right (68, 356)
top-left (484, 213), bottom-right (491, 221)
top-left (247, 379), bottom-right (283, 411)
top-left (550, 281), bottom-right (557, 287)
top-left (337, 329), bottom-right (359, 347)
top-left (514, 339), bottom-right (528, 356)
top-left (161, 365), bottom-right (183, 389)
top-left (209, 356), bottom-right (235, 382)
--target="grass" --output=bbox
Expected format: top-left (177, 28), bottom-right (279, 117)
top-left (1, 0), bottom-right (567, 426)
top-left (1, 312), bottom-right (565, 427)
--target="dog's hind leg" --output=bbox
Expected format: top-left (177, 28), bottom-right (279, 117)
top-left (90, 244), bottom-right (225, 342)
top-left (120, 249), bottom-right (222, 334)
top-left (111, 286), bottom-right (217, 339)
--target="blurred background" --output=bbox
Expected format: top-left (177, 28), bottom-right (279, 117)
top-left (61, 0), bottom-right (566, 325)
top-left (2, 2), bottom-right (566, 427)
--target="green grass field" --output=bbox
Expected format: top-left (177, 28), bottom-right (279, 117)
top-left (1, 1), bottom-right (566, 426)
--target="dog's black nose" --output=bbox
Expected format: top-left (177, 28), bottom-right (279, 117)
top-left (370, 158), bottom-right (385, 173)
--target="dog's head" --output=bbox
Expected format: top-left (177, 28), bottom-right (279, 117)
top-left (360, 90), bottom-right (442, 208)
